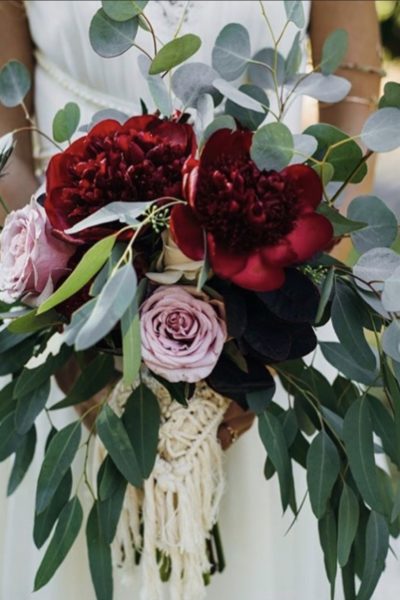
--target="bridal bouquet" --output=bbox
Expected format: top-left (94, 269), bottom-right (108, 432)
top-left (0, 2), bottom-right (400, 599)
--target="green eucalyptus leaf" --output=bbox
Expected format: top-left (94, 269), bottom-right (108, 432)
top-left (102, 0), bottom-right (148, 21)
top-left (171, 62), bottom-right (221, 107)
top-left (7, 425), bottom-right (36, 495)
top-left (36, 422), bottom-right (81, 513)
top-left (304, 124), bottom-right (367, 183)
top-left (284, 0), bottom-right (305, 28)
top-left (343, 398), bottom-right (383, 513)
top-left (98, 456), bottom-right (124, 501)
top-left (357, 511), bottom-right (389, 600)
top-left (382, 320), bottom-right (400, 363)
top-left (320, 342), bottom-right (380, 386)
top-left (337, 483), bottom-right (360, 567)
top-left (34, 468), bottom-right (73, 548)
top-left (34, 497), bottom-right (83, 590)
top-left (313, 162), bottom-right (335, 186)
top-left (75, 262), bottom-right (137, 350)
top-left (250, 122), bottom-right (293, 171)
top-left (123, 383), bottom-right (160, 479)
top-left (121, 304), bottom-right (141, 387)
top-left (317, 204), bottom-right (366, 237)
top-left (0, 60), bottom-right (31, 107)
top-left (225, 84), bottom-right (269, 130)
top-left (391, 483), bottom-right (400, 522)
top-left (65, 201), bottom-right (148, 235)
top-left (306, 431), bottom-right (341, 519)
top-left (0, 328), bottom-right (32, 352)
top-left (290, 133), bottom-right (318, 165)
top-left (14, 345), bottom-right (71, 398)
top-left (63, 299), bottom-right (97, 346)
top-left (52, 102), bottom-right (80, 142)
top-left (149, 34), bottom-right (201, 75)
top-left (318, 506), bottom-right (337, 592)
top-left (347, 195), bottom-right (397, 253)
top-left (381, 358), bottom-right (400, 464)
top-left (37, 234), bottom-right (117, 314)
top-left (258, 411), bottom-right (295, 512)
top-left (213, 79), bottom-right (265, 112)
top-left (86, 503), bottom-right (113, 600)
top-left (137, 54), bottom-right (172, 116)
top-left (0, 381), bottom-right (17, 424)
top-left (0, 336), bottom-right (38, 376)
top-left (96, 404), bottom-right (142, 487)
top-left (353, 247), bottom-right (400, 292)
top-left (246, 387), bottom-right (275, 414)
top-left (290, 73), bottom-right (351, 103)
top-left (98, 475), bottom-right (127, 544)
top-left (285, 31), bottom-right (302, 79)
top-left (248, 47), bottom-right (285, 89)
top-left (361, 107), bottom-right (400, 152)
top-left (7, 308), bottom-right (61, 333)
top-left (51, 354), bottom-right (116, 410)
top-left (382, 265), bottom-right (400, 312)
top-left (15, 379), bottom-right (50, 435)
top-left (367, 395), bottom-right (399, 466)
top-left (0, 411), bottom-right (25, 461)
top-left (315, 267), bottom-right (334, 324)
top-left (89, 8), bottom-right (138, 58)
top-left (320, 29), bottom-right (349, 76)
top-left (331, 280), bottom-right (376, 371)
top-left (379, 81), bottom-right (400, 109)
top-left (212, 23), bottom-right (251, 81)
top-left (201, 115), bottom-right (236, 146)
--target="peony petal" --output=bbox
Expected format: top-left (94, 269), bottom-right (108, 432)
top-left (281, 164), bottom-right (323, 212)
top-left (200, 129), bottom-right (252, 166)
top-left (207, 234), bottom-right (247, 278)
top-left (230, 252), bottom-right (286, 292)
top-left (261, 239), bottom-right (297, 267)
top-left (286, 213), bottom-right (334, 262)
top-left (170, 204), bottom-right (205, 261)
top-left (121, 115), bottom-right (158, 132)
top-left (152, 121), bottom-right (196, 152)
top-left (87, 119), bottom-right (122, 138)
top-left (183, 163), bottom-right (199, 208)
top-left (46, 153), bottom-right (77, 191)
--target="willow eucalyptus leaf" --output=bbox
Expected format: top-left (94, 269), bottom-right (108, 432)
top-left (285, 32), bottom-right (302, 80)
top-left (357, 512), bottom-right (389, 600)
top-left (337, 483), bottom-right (359, 567)
top-left (75, 263), bottom-right (137, 351)
top-left (65, 201), bottom-right (148, 234)
top-left (86, 503), bottom-right (113, 600)
top-left (307, 431), bottom-right (341, 519)
top-left (7, 425), bottom-right (36, 496)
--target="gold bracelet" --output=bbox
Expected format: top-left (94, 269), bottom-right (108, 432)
top-left (339, 62), bottom-right (386, 78)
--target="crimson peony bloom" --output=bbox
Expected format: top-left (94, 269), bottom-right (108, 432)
top-left (45, 115), bottom-right (196, 243)
top-left (170, 129), bottom-right (333, 292)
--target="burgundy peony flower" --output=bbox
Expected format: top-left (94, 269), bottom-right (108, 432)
top-left (45, 115), bottom-right (196, 243)
top-left (170, 129), bottom-right (333, 292)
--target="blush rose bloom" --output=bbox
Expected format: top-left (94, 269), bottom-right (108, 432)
top-left (140, 286), bottom-right (227, 383)
top-left (0, 198), bottom-right (74, 305)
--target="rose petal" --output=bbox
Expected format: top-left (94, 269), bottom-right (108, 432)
top-left (170, 205), bottom-right (205, 261)
top-left (286, 213), bottom-right (334, 262)
top-left (230, 251), bottom-right (286, 292)
top-left (281, 164), bottom-right (323, 212)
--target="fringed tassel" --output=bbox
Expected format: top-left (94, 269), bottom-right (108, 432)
top-left (92, 375), bottom-right (229, 600)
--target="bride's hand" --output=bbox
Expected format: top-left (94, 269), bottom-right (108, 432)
top-left (217, 402), bottom-right (255, 450)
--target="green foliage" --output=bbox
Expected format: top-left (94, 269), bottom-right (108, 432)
top-left (86, 502), bottom-right (113, 600)
top-left (123, 383), bottom-right (160, 479)
top-left (318, 506), bottom-right (338, 594)
top-left (96, 404), bottom-right (142, 487)
top-left (34, 469), bottom-right (73, 548)
top-left (250, 122), bottom-right (293, 171)
top-left (0, 60), bottom-right (31, 107)
top-left (89, 8), bottom-right (138, 58)
top-left (317, 204), bottom-right (366, 237)
top-left (306, 431), bottom-right (341, 519)
top-left (379, 81), bottom-right (400, 109)
top-left (283, 0), bottom-right (305, 28)
top-left (15, 379), bottom-right (50, 435)
top-left (7, 425), bottom-right (36, 495)
top-left (34, 497), bottom-right (83, 590)
top-left (102, 0), bottom-right (148, 21)
top-left (347, 195), bottom-right (398, 253)
top-left (52, 102), bottom-right (80, 142)
top-left (357, 512), bottom-right (389, 600)
top-left (149, 34), bottom-right (201, 75)
top-left (337, 483), bottom-right (359, 567)
top-left (361, 107), bottom-right (400, 152)
top-left (212, 23), bottom-right (251, 81)
top-left (320, 29), bottom-right (349, 75)
top-left (38, 234), bottom-right (117, 314)
top-left (36, 422), bottom-right (81, 513)
top-left (225, 84), bottom-right (269, 130)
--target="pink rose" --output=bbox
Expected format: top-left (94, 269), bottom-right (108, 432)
top-left (140, 286), bottom-right (227, 383)
top-left (0, 198), bottom-right (74, 305)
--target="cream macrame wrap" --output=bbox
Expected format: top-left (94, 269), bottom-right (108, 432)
top-left (92, 371), bottom-right (229, 600)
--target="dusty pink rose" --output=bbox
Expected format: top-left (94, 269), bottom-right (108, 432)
top-left (140, 286), bottom-right (227, 383)
top-left (0, 198), bottom-right (74, 305)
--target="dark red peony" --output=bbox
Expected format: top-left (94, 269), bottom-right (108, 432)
top-left (170, 129), bottom-right (333, 292)
top-left (45, 115), bottom-right (196, 243)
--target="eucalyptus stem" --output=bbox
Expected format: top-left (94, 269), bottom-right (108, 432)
top-left (140, 12), bottom-right (158, 55)
top-left (328, 150), bottom-right (374, 206)
top-left (11, 125), bottom-right (63, 152)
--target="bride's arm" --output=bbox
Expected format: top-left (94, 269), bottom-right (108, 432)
top-left (0, 0), bottom-right (37, 219)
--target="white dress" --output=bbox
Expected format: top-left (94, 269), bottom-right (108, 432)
top-left (1, 2), bottom-right (399, 599)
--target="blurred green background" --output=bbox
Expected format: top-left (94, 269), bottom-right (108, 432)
top-left (377, 0), bottom-right (400, 58)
